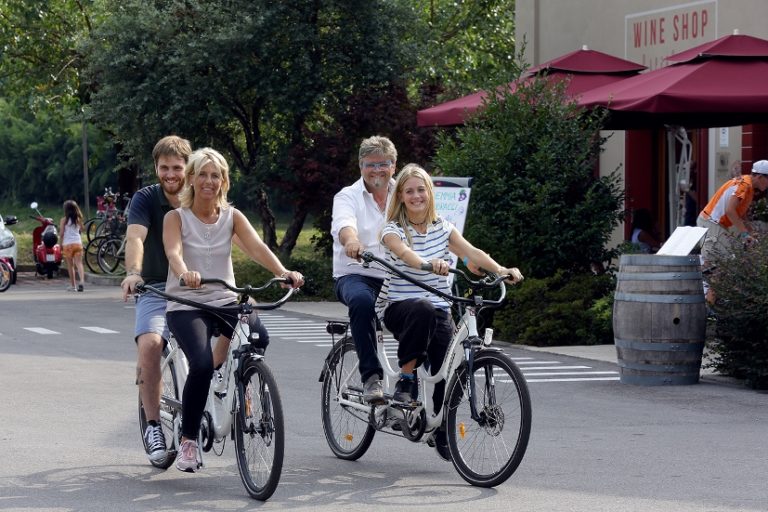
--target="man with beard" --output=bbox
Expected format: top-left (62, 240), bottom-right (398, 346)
top-left (331, 135), bottom-right (397, 404)
top-left (121, 135), bottom-right (191, 463)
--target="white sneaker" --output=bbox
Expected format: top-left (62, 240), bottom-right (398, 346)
top-left (143, 423), bottom-right (167, 463)
top-left (175, 439), bottom-right (201, 473)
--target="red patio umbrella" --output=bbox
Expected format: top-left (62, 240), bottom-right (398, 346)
top-left (417, 47), bottom-right (645, 127)
top-left (577, 33), bottom-right (768, 129)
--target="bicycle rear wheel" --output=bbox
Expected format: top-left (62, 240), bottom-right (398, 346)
top-left (0, 260), bottom-right (12, 292)
top-left (445, 350), bottom-right (531, 487)
top-left (97, 238), bottom-right (122, 274)
top-left (234, 358), bottom-right (284, 501)
top-left (320, 337), bottom-right (375, 460)
top-left (138, 343), bottom-right (181, 470)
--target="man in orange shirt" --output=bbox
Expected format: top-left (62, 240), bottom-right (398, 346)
top-left (696, 160), bottom-right (768, 299)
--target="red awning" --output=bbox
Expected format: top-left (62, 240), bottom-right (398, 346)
top-left (577, 33), bottom-right (768, 129)
top-left (417, 47), bottom-right (645, 127)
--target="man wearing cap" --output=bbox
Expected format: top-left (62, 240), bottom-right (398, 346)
top-left (697, 159), bottom-right (768, 299)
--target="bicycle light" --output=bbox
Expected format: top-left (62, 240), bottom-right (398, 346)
top-left (483, 328), bottom-right (493, 346)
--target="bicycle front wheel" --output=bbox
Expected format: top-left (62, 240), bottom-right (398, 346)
top-left (138, 342), bottom-right (180, 470)
top-left (320, 337), bottom-right (375, 460)
top-left (234, 358), bottom-right (284, 501)
top-left (445, 350), bottom-right (532, 487)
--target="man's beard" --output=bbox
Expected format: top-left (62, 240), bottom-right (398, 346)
top-left (161, 179), bottom-right (183, 195)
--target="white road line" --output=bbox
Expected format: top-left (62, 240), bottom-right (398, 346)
top-left (519, 365), bottom-right (592, 371)
top-left (523, 371), bottom-right (618, 376)
top-left (24, 327), bottom-right (60, 335)
top-left (514, 360), bottom-right (562, 365)
top-left (81, 327), bottom-right (120, 334)
top-left (524, 377), bottom-right (620, 383)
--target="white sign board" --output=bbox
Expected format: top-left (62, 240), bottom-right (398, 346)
top-left (432, 177), bottom-right (473, 273)
top-left (656, 226), bottom-right (708, 256)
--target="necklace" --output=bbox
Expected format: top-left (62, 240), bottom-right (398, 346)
top-left (408, 217), bottom-right (427, 226)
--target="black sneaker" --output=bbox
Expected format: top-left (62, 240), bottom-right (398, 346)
top-left (393, 377), bottom-right (416, 403)
top-left (363, 375), bottom-right (385, 405)
top-left (432, 427), bottom-right (451, 462)
top-left (144, 423), bottom-right (167, 463)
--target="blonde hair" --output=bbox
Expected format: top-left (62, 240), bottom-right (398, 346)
top-left (386, 163), bottom-right (437, 247)
top-left (178, 148), bottom-right (231, 209)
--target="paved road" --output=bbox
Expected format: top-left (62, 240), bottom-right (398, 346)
top-left (1, 275), bottom-right (766, 512)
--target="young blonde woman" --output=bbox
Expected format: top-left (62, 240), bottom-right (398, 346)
top-left (163, 147), bottom-right (304, 472)
top-left (375, 163), bottom-right (523, 461)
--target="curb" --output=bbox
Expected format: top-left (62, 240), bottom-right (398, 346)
top-left (17, 264), bottom-right (122, 287)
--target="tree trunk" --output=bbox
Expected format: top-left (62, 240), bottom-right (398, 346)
top-left (278, 206), bottom-right (308, 259)
top-left (254, 187), bottom-right (277, 250)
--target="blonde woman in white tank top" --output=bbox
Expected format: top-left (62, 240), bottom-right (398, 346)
top-left (163, 147), bottom-right (305, 473)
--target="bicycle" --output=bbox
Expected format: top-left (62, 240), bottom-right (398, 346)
top-left (96, 235), bottom-right (126, 274)
top-left (319, 251), bottom-right (532, 487)
top-left (137, 276), bottom-right (297, 500)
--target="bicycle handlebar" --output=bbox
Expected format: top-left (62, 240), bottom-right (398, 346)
top-left (137, 276), bottom-right (298, 313)
top-left (360, 251), bottom-right (507, 307)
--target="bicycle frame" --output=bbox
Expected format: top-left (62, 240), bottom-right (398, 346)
top-left (331, 253), bottom-right (505, 436)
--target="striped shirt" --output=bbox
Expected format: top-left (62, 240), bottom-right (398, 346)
top-left (375, 218), bottom-right (454, 319)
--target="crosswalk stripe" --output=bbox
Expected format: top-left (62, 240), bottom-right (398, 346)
top-left (81, 327), bottom-right (120, 334)
top-left (523, 371), bottom-right (618, 376)
top-left (24, 327), bottom-right (60, 335)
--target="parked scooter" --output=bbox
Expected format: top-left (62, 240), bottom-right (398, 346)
top-left (30, 202), bottom-right (62, 279)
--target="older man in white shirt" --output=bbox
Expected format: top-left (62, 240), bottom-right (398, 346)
top-left (331, 135), bottom-right (397, 404)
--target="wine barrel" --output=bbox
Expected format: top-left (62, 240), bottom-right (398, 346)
top-left (613, 254), bottom-right (706, 385)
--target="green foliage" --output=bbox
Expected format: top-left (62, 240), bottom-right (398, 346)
top-left (494, 270), bottom-right (615, 346)
top-left (0, 100), bottom-right (118, 205)
top-left (0, 0), bottom-right (95, 112)
top-left (401, 0), bottom-right (519, 97)
top-left (706, 230), bottom-right (768, 389)
top-left (432, 77), bottom-right (624, 279)
top-left (234, 254), bottom-right (334, 302)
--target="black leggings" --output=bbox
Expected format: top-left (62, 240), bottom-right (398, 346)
top-left (167, 307), bottom-right (268, 440)
top-left (383, 298), bottom-right (452, 411)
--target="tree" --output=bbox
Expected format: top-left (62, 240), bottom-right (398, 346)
top-left (432, 78), bottom-right (624, 279)
top-left (402, 0), bottom-right (519, 99)
top-left (0, 0), bottom-right (94, 111)
top-left (83, 0), bottom-right (416, 254)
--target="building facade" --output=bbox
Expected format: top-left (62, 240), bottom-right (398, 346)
top-left (516, 0), bottom-right (768, 246)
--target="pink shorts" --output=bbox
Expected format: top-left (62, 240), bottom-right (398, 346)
top-left (62, 243), bottom-right (83, 259)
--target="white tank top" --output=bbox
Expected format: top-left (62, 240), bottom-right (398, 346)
top-left (165, 206), bottom-right (237, 311)
top-left (62, 220), bottom-right (82, 246)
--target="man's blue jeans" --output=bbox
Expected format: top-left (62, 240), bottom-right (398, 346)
top-left (334, 274), bottom-right (384, 382)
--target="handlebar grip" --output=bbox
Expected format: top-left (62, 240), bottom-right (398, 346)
top-left (420, 262), bottom-right (433, 271)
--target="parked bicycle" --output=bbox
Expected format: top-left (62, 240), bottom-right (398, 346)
top-left (137, 275), bottom-right (297, 500)
top-left (320, 251), bottom-right (532, 487)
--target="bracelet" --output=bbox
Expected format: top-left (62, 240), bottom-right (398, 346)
top-left (126, 270), bottom-right (141, 277)
top-left (279, 271), bottom-right (289, 278)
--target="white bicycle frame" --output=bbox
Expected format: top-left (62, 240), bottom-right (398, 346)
top-left (160, 317), bottom-right (256, 456)
top-left (337, 292), bottom-right (500, 437)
